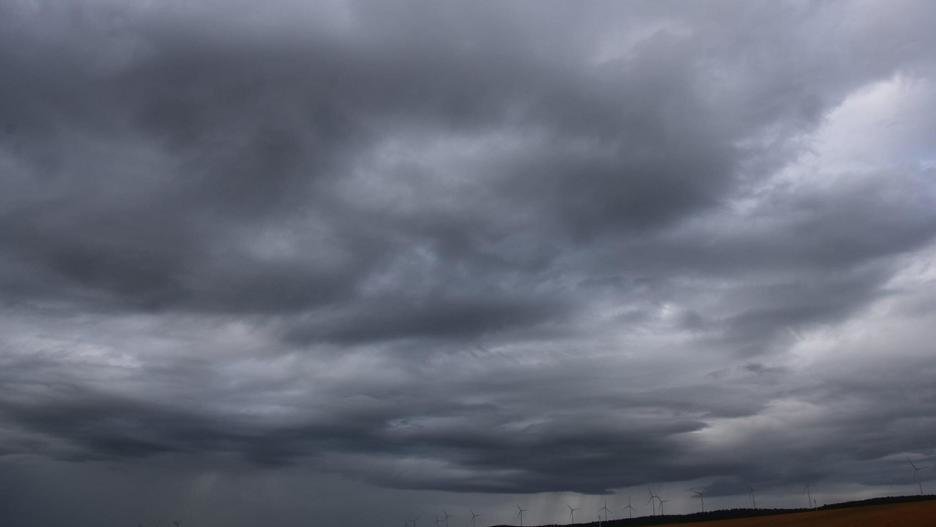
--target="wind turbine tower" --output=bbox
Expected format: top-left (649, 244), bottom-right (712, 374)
top-left (647, 490), bottom-right (657, 516)
top-left (908, 457), bottom-right (926, 495)
top-left (748, 485), bottom-right (757, 509)
top-left (516, 505), bottom-right (527, 527)
top-left (803, 484), bottom-right (816, 508)
top-left (470, 511), bottom-right (480, 527)
top-left (600, 499), bottom-right (611, 522)
top-left (622, 496), bottom-right (634, 519)
top-left (566, 504), bottom-right (579, 524)
top-left (691, 489), bottom-right (705, 513)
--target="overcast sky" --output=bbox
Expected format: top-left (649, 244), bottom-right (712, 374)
top-left (2, 1), bottom-right (936, 526)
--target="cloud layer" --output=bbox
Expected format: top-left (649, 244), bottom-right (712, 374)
top-left (2, 1), bottom-right (936, 525)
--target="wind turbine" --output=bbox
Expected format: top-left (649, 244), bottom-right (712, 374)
top-left (599, 499), bottom-right (611, 522)
top-left (691, 489), bottom-right (705, 513)
top-left (566, 504), bottom-right (579, 524)
top-left (803, 484), bottom-right (816, 508)
top-left (647, 489), bottom-right (657, 516)
top-left (747, 485), bottom-right (757, 509)
top-left (470, 510), bottom-right (480, 527)
top-left (442, 510), bottom-right (452, 527)
top-left (622, 496), bottom-right (634, 519)
top-left (173, 521), bottom-right (181, 527)
top-left (658, 497), bottom-right (669, 516)
top-left (908, 457), bottom-right (926, 495)
top-left (516, 505), bottom-right (527, 527)
top-left (435, 515), bottom-right (442, 527)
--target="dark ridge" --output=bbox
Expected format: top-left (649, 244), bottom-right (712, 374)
top-left (490, 494), bottom-right (936, 527)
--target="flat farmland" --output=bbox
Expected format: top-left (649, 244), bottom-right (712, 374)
top-left (653, 499), bottom-right (936, 527)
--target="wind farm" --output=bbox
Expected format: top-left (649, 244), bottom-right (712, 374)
top-left (482, 495), bottom-right (936, 527)
top-left (420, 469), bottom-right (936, 527)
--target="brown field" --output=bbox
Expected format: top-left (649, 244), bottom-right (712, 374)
top-left (656, 500), bottom-right (936, 527)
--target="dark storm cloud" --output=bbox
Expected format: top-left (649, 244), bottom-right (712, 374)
top-left (0, 366), bottom-right (726, 493)
top-left (283, 294), bottom-right (564, 345)
top-left (2, 1), bottom-right (936, 525)
top-left (0, 0), bottom-right (844, 316)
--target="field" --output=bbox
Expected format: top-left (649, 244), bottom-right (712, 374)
top-left (650, 499), bottom-right (936, 527)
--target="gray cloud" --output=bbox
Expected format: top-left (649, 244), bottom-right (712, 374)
top-left (2, 1), bottom-right (936, 526)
